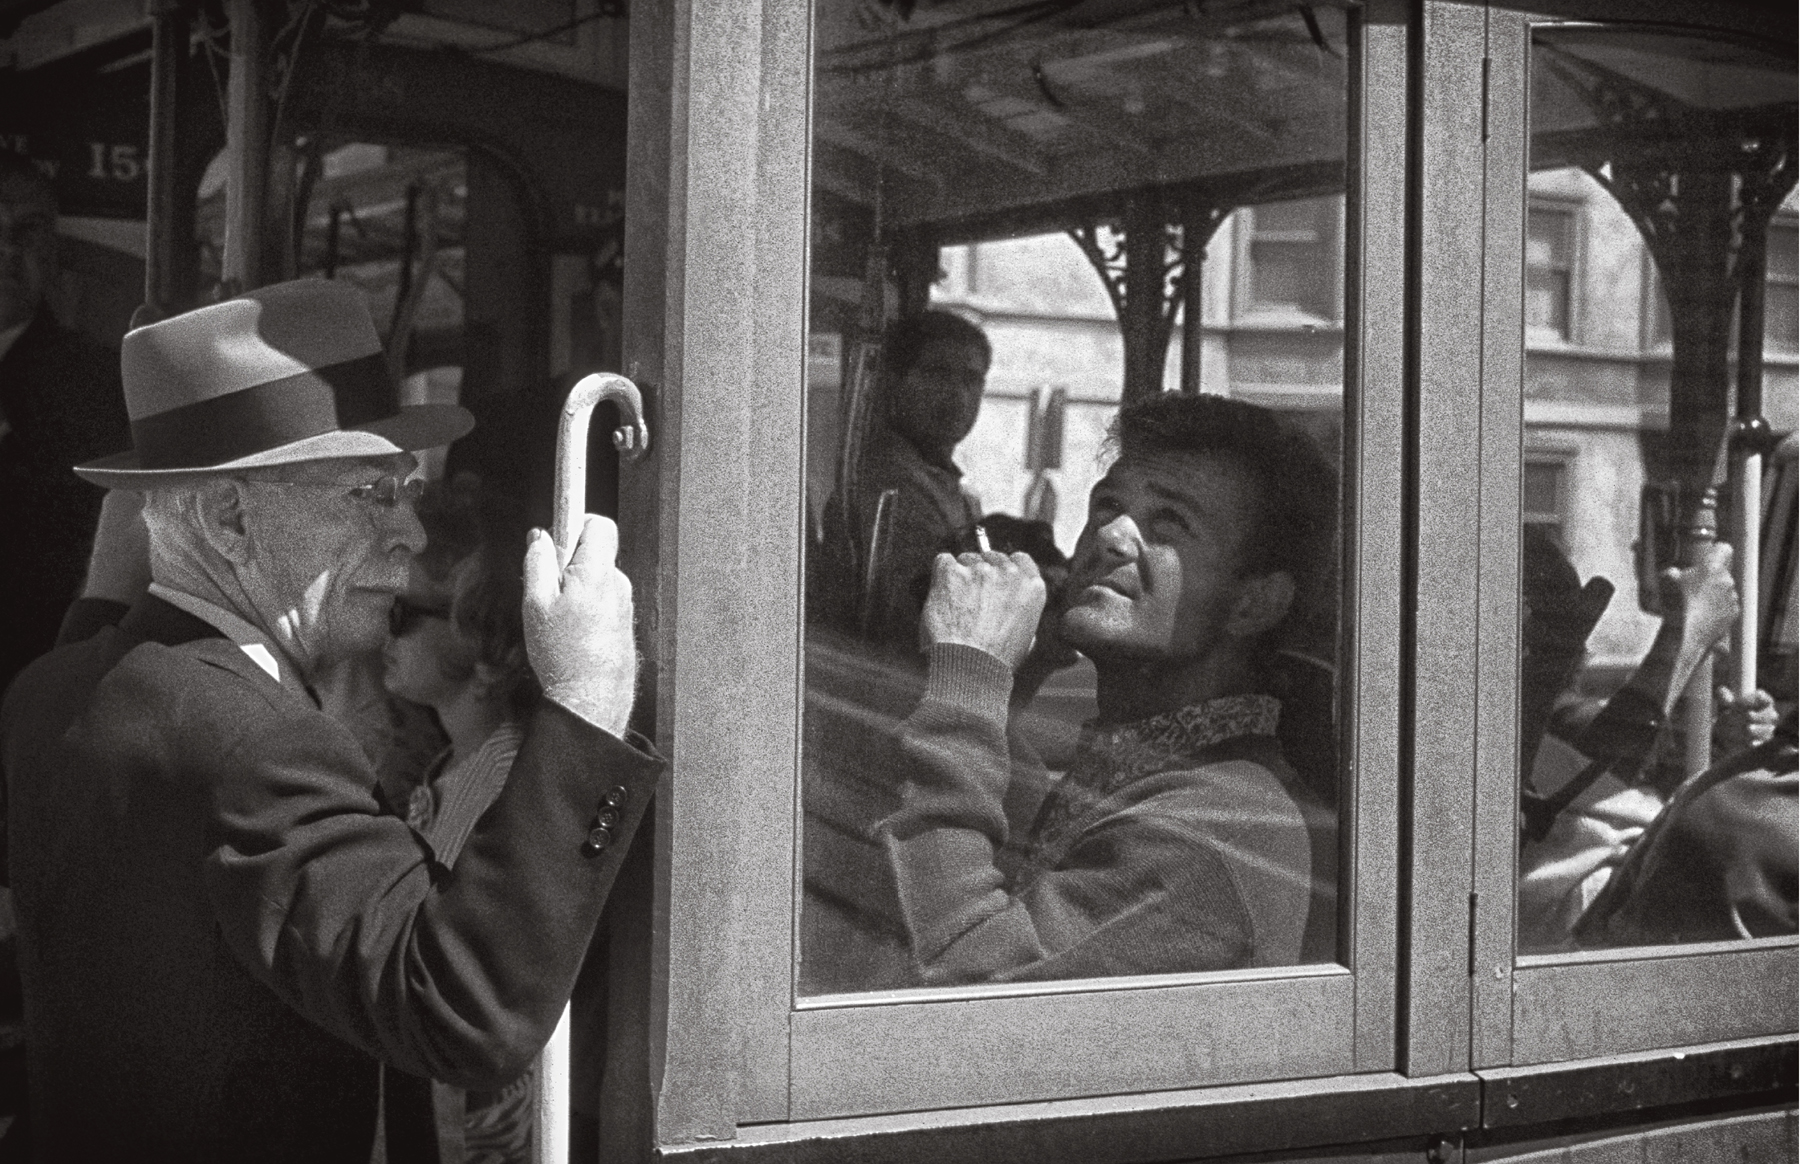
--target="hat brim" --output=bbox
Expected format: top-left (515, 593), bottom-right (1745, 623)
top-left (74, 404), bottom-right (476, 489)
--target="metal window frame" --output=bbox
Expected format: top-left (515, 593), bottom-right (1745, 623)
top-left (617, 0), bottom-right (1407, 1143)
top-left (610, 0), bottom-right (1795, 1155)
top-left (1467, 4), bottom-right (1800, 1073)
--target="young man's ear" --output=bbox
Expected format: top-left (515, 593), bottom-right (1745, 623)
top-left (1227, 570), bottom-right (1296, 639)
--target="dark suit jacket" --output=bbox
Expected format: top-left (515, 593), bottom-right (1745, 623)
top-left (0, 312), bottom-right (128, 696)
top-left (0, 595), bottom-right (662, 1163)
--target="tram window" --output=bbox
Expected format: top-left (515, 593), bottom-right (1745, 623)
top-left (1644, 213), bottom-right (1800, 356)
top-left (799, 0), bottom-right (1351, 999)
top-left (1769, 217), bottom-right (1798, 355)
top-left (1242, 197), bottom-right (1341, 322)
top-left (1521, 456), bottom-right (1569, 545)
top-left (1524, 202), bottom-right (1576, 342)
top-left (1516, 27), bottom-right (1798, 956)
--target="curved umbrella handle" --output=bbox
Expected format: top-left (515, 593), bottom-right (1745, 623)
top-left (538, 372), bottom-right (649, 1164)
top-left (553, 372), bottom-right (651, 565)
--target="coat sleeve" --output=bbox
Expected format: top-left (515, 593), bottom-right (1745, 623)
top-left (202, 685), bottom-right (662, 1090)
top-left (877, 645), bottom-right (1254, 986)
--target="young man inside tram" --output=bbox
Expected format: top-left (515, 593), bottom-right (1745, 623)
top-left (858, 392), bottom-right (1338, 985)
top-left (811, 311), bottom-right (992, 649)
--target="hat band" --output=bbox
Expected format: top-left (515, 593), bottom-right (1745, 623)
top-left (130, 353), bottom-right (396, 470)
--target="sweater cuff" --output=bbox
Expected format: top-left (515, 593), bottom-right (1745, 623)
top-left (923, 643), bottom-right (1013, 724)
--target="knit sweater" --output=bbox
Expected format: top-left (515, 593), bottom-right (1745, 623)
top-left (878, 644), bottom-right (1335, 986)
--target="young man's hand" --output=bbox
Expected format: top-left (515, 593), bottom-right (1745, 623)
top-left (919, 550), bottom-right (1045, 672)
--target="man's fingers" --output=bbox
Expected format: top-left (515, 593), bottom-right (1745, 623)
top-left (523, 527), bottom-right (562, 606)
top-left (568, 514), bottom-right (620, 572)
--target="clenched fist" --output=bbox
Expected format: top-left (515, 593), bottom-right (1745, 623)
top-left (919, 550), bottom-right (1046, 672)
top-left (523, 515), bottom-right (638, 736)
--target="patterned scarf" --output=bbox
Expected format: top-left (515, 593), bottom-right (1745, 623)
top-left (1027, 694), bottom-right (1282, 861)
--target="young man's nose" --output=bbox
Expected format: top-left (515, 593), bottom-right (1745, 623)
top-left (1096, 513), bottom-right (1142, 557)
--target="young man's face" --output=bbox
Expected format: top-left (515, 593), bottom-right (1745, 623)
top-left (1060, 449), bottom-right (1272, 663)
top-left (0, 174), bottom-right (57, 332)
top-left (887, 338), bottom-right (989, 455)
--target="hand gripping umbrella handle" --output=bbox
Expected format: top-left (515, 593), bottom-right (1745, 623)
top-left (553, 372), bottom-right (650, 565)
top-left (538, 372), bottom-right (648, 1164)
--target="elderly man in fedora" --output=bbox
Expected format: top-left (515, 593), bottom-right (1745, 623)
top-left (0, 279), bottom-right (660, 1162)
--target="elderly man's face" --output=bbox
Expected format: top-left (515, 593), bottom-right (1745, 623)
top-left (240, 455), bottom-right (426, 670)
top-left (1060, 450), bottom-right (1268, 662)
top-left (0, 173), bottom-right (56, 332)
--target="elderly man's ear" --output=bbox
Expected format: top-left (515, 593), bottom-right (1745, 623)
top-left (195, 479), bottom-right (256, 564)
top-left (1226, 570), bottom-right (1296, 639)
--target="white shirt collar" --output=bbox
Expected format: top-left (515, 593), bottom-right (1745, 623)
top-left (147, 582), bottom-right (305, 695)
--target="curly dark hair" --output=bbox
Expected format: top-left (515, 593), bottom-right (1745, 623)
top-left (1109, 393), bottom-right (1338, 649)
top-left (413, 473), bottom-right (540, 717)
top-left (883, 309), bottom-right (990, 381)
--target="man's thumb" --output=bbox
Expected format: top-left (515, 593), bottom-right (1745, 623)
top-left (523, 528), bottom-right (562, 611)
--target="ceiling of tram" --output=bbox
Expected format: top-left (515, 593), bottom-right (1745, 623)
top-left (812, 0), bottom-right (1350, 239)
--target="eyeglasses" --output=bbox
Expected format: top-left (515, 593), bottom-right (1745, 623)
top-left (350, 475), bottom-right (426, 508)
top-left (389, 596), bottom-right (452, 637)
top-left (244, 474), bottom-right (426, 509)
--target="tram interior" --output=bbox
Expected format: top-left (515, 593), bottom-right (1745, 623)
top-left (0, 0), bottom-right (1794, 1156)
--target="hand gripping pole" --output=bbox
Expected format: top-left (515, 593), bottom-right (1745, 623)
top-left (538, 372), bottom-right (648, 1163)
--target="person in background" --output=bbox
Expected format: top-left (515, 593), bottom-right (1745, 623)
top-left (1517, 536), bottom-right (1780, 950)
top-left (0, 148), bottom-right (131, 1153)
top-left (1575, 708), bottom-right (1796, 945)
top-left (0, 150), bottom-right (129, 696)
top-left (0, 279), bottom-right (659, 1161)
top-left (814, 310), bottom-right (990, 649)
top-left (870, 394), bottom-right (1338, 984)
top-left (381, 476), bottom-right (540, 1162)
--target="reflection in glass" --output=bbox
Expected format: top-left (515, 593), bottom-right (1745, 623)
top-left (1516, 28), bottom-right (1798, 953)
top-left (800, 2), bottom-right (1350, 994)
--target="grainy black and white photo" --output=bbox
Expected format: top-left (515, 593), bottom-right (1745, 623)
top-left (0, 1), bottom-right (1793, 1161)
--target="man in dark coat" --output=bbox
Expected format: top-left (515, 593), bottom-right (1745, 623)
top-left (0, 279), bottom-right (661, 1162)
top-left (0, 151), bottom-right (129, 697)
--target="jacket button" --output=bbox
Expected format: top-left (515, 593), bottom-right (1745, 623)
top-left (583, 826), bottom-right (613, 855)
top-left (603, 786), bottom-right (628, 808)
top-left (594, 808), bottom-right (620, 829)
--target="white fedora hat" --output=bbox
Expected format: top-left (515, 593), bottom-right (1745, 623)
top-left (76, 279), bottom-right (473, 488)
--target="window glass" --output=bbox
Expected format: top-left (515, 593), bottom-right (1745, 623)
top-left (1645, 217), bottom-right (1798, 353)
top-left (1516, 27), bottom-right (1798, 955)
top-left (1525, 204), bottom-right (1575, 341)
top-left (800, 1), bottom-right (1350, 995)
top-left (1246, 196), bottom-right (1340, 320)
top-left (1768, 219), bottom-right (1798, 354)
top-left (1522, 457), bottom-right (1566, 541)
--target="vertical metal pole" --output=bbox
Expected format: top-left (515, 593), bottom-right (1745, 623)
top-left (222, 0), bottom-right (269, 291)
top-left (1679, 490), bottom-right (1719, 777)
top-left (1732, 214), bottom-right (1769, 697)
top-left (1179, 220), bottom-right (1204, 395)
top-left (1173, 202), bottom-right (1202, 397)
top-left (142, 0), bottom-right (188, 322)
